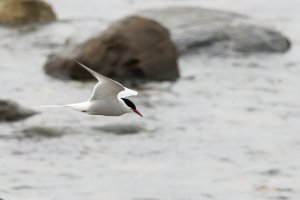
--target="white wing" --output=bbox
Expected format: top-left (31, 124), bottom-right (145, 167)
top-left (75, 61), bottom-right (138, 101)
top-left (118, 88), bottom-right (138, 99)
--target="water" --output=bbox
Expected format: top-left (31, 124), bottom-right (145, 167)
top-left (0, 0), bottom-right (300, 200)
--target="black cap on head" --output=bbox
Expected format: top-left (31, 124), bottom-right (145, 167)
top-left (121, 98), bottom-right (136, 110)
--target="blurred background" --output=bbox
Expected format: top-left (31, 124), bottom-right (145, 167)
top-left (0, 0), bottom-right (299, 200)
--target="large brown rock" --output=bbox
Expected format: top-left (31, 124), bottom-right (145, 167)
top-left (0, 0), bottom-right (56, 25)
top-left (44, 16), bottom-right (179, 81)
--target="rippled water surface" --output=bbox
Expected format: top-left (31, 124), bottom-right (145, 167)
top-left (0, 0), bottom-right (300, 200)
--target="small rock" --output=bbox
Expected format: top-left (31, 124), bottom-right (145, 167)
top-left (93, 123), bottom-right (144, 135)
top-left (12, 185), bottom-right (32, 190)
top-left (0, 0), bottom-right (56, 25)
top-left (261, 169), bottom-right (281, 176)
top-left (273, 196), bottom-right (290, 200)
top-left (21, 126), bottom-right (69, 138)
top-left (44, 16), bottom-right (179, 81)
top-left (0, 99), bottom-right (36, 122)
top-left (275, 188), bottom-right (293, 192)
top-left (138, 7), bottom-right (291, 55)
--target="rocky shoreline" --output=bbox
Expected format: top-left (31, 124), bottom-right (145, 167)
top-left (0, 4), bottom-right (291, 123)
top-left (43, 7), bottom-right (290, 81)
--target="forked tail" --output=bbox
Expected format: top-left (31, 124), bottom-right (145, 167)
top-left (64, 102), bottom-right (90, 112)
top-left (33, 105), bottom-right (66, 109)
top-left (34, 101), bottom-right (89, 113)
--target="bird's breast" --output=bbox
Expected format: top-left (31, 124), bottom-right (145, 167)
top-left (87, 100), bottom-right (126, 116)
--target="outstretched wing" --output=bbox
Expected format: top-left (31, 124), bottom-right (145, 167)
top-left (118, 87), bottom-right (138, 99)
top-left (74, 61), bottom-right (138, 101)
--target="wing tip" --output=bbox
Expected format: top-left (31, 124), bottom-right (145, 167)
top-left (73, 60), bottom-right (86, 68)
top-left (73, 60), bottom-right (102, 81)
top-left (118, 88), bottom-right (138, 98)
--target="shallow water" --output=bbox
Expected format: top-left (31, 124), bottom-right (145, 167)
top-left (0, 0), bottom-right (300, 200)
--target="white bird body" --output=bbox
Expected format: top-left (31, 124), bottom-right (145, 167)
top-left (39, 61), bottom-right (142, 117)
top-left (66, 99), bottom-right (125, 116)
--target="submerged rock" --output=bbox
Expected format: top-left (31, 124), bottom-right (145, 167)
top-left (93, 123), bottom-right (144, 135)
top-left (0, 99), bottom-right (36, 122)
top-left (21, 126), bottom-right (69, 138)
top-left (44, 16), bottom-right (179, 81)
top-left (0, 0), bottom-right (56, 25)
top-left (138, 7), bottom-right (291, 55)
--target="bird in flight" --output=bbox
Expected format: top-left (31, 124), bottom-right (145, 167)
top-left (40, 61), bottom-right (143, 117)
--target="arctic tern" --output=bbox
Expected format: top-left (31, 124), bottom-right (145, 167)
top-left (39, 61), bottom-right (143, 117)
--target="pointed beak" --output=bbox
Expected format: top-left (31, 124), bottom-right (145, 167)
top-left (133, 109), bottom-right (143, 117)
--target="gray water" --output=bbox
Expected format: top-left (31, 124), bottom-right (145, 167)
top-left (0, 0), bottom-right (300, 200)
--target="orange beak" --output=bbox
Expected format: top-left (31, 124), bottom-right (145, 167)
top-left (133, 109), bottom-right (143, 117)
